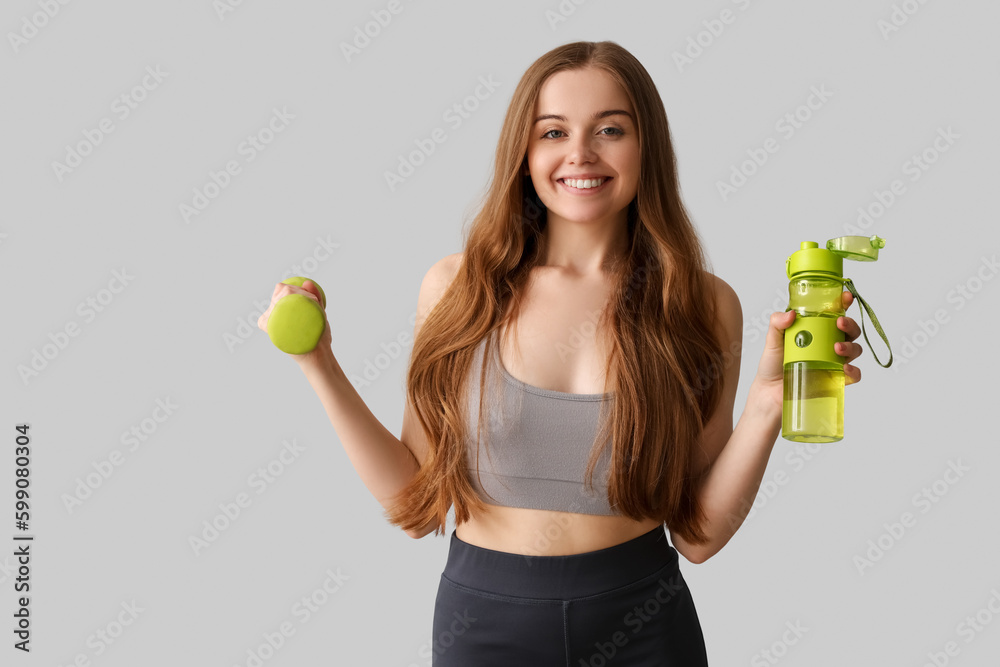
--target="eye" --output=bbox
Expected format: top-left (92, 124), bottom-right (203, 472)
top-left (540, 126), bottom-right (625, 140)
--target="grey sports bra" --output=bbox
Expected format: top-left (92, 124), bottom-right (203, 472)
top-left (463, 330), bottom-right (621, 516)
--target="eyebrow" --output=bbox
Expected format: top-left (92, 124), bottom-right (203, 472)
top-left (533, 109), bottom-right (634, 124)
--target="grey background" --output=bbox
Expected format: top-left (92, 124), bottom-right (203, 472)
top-left (3, 0), bottom-right (999, 664)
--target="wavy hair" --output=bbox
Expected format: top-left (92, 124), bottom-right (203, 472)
top-left (383, 40), bottom-right (725, 546)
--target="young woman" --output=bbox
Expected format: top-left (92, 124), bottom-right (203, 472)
top-left (260, 40), bottom-right (865, 665)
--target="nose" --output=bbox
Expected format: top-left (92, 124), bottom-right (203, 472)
top-left (566, 131), bottom-right (598, 165)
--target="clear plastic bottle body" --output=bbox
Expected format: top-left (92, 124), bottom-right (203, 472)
top-left (782, 359), bottom-right (844, 442)
top-left (782, 277), bottom-right (846, 443)
top-left (788, 277), bottom-right (843, 316)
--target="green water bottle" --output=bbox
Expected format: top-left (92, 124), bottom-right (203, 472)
top-left (782, 235), bottom-right (893, 443)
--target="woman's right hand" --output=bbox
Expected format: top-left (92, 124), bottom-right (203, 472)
top-left (257, 279), bottom-right (333, 366)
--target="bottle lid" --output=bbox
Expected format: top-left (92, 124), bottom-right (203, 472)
top-left (786, 241), bottom-right (843, 278)
top-left (827, 235), bottom-right (885, 262)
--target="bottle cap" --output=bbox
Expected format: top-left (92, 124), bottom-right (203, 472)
top-left (826, 235), bottom-right (885, 262)
top-left (786, 241), bottom-right (843, 279)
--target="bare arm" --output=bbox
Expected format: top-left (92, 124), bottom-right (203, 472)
top-left (670, 279), bottom-right (865, 563)
top-left (669, 274), bottom-right (782, 564)
top-left (296, 346), bottom-right (424, 528)
top-left (284, 254), bottom-right (463, 539)
top-left (394, 252), bottom-right (463, 538)
top-left (670, 382), bottom-right (781, 563)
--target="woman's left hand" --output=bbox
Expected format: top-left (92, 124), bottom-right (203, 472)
top-left (751, 290), bottom-right (864, 416)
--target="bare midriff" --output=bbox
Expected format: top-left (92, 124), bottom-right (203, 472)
top-left (454, 504), bottom-right (664, 556)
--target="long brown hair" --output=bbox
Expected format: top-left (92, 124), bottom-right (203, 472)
top-left (383, 40), bottom-right (724, 546)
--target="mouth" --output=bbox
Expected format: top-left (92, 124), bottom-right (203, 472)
top-left (557, 176), bottom-right (612, 194)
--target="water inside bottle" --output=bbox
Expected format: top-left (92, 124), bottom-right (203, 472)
top-left (789, 280), bottom-right (844, 316)
top-left (782, 361), bottom-right (844, 443)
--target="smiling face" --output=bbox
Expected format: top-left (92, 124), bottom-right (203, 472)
top-left (526, 66), bottom-right (640, 229)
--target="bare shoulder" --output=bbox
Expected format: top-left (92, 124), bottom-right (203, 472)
top-left (704, 271), bottom-right (742, 345)
top-left (402, 252), bottom-right (463, 471)
top-left (416, 252), bottom-right (464, 326)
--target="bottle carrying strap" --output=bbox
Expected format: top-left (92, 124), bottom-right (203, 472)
top-left (793, 272), bottom-right (893, 368)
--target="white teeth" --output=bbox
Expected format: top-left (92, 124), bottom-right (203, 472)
top-left (563, 178), bottom-right (605, 189)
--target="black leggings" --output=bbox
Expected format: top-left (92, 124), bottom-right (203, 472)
top-left (431, 524), bottom-right (709, 666)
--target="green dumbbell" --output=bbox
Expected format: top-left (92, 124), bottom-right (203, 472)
top-left (267, 277), bottom-right (327, 354)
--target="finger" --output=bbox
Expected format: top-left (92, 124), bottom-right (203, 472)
top-left (274, 283), bottom-right (310, 304)
top-left (844, 363), bottom-right (861, 385)
top-left (837, 315), bottom-right (861, 342)
top-left (300, 279), bottom-right (321, 304)
top-left (835, 340), bottom-right (864, 362)
top-left (258, 301), bottom-right (273, 328)
top-left (842, 290), bottom-right (854, 310)
top-left (766, 310), bottom-right (796, 351)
